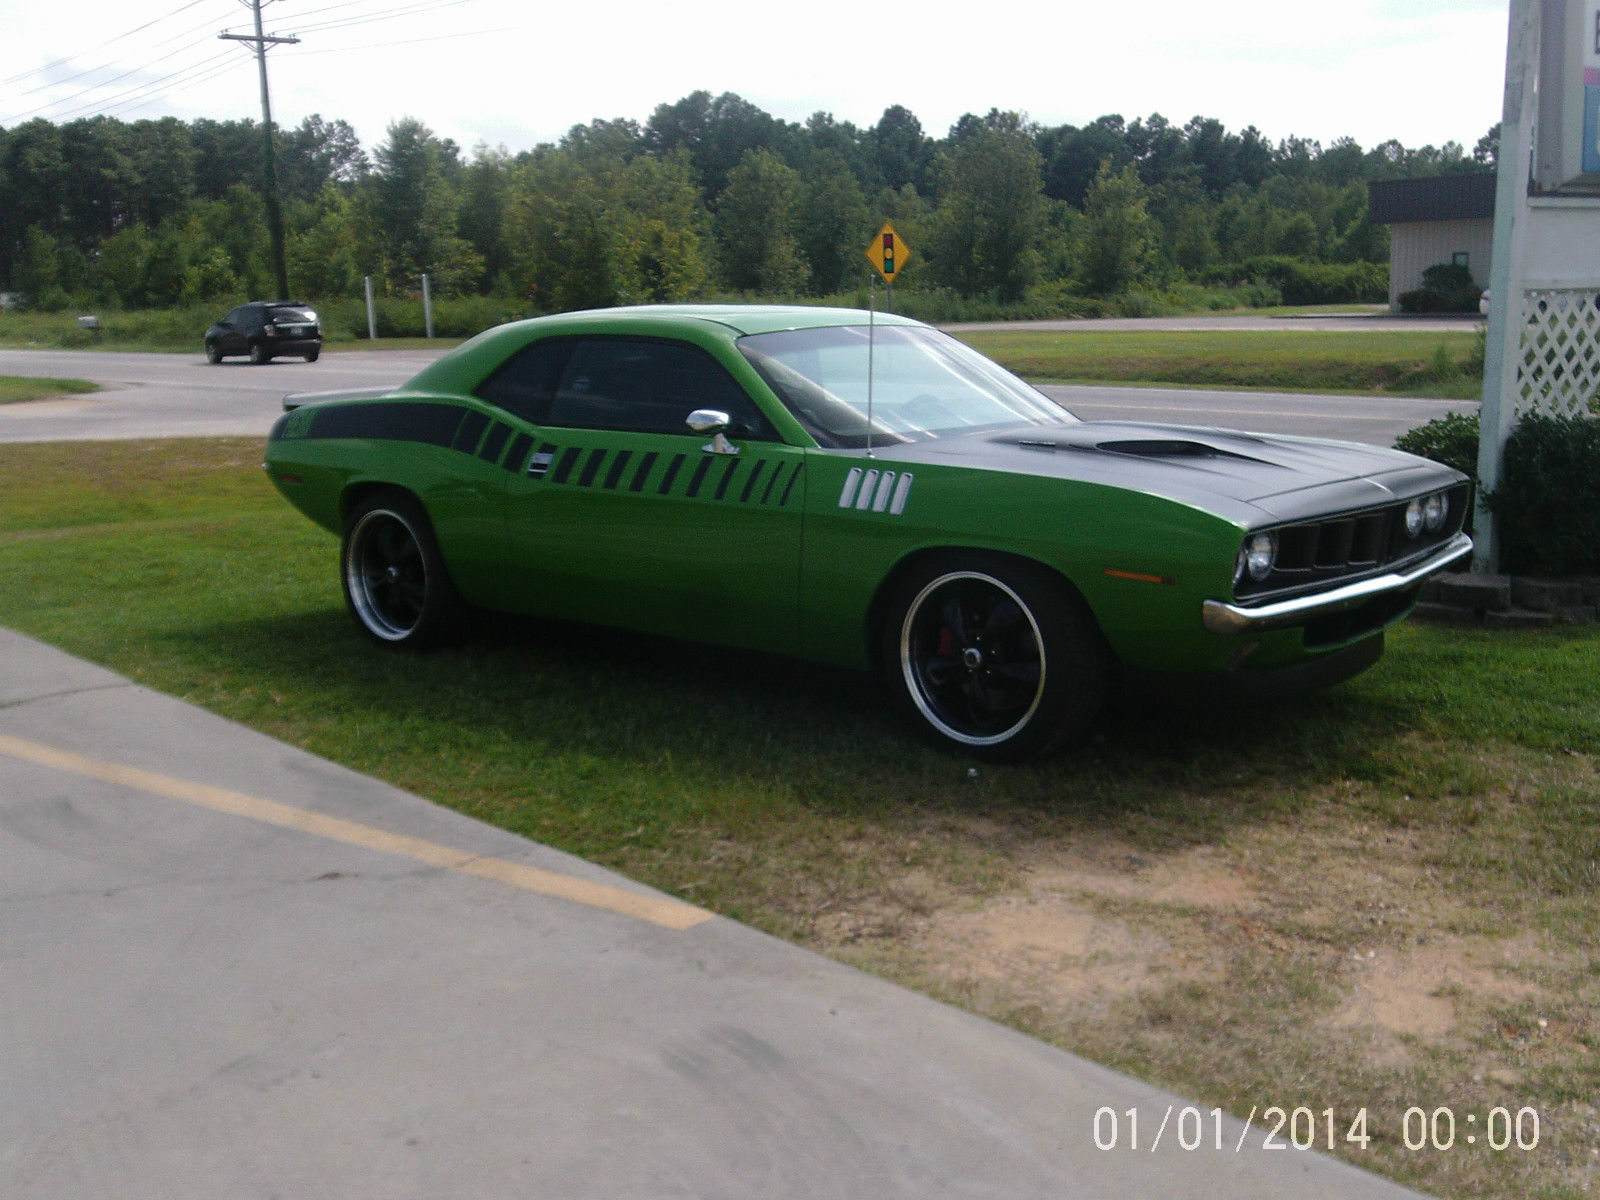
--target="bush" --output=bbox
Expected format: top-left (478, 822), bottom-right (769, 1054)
top-left (1395, 409), bottom-right (1482, 480)
top-left (1488, 412), bottom-right (1600, 575)
top-left (1395, 409), bottom-right (1600, 573)
top-left (1398, 261), bottom-right (1481, 314)
top-left (1216, 256), bottom-right (1386, 305)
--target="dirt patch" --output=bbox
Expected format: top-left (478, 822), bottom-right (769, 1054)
top-left (1327, 938), bottom-right (1543, 1065)
top-left (908, 839), bottom-right (1246, 1009)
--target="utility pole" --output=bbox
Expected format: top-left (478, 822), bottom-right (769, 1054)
top-left (221, 1), bottom-right (299, 300)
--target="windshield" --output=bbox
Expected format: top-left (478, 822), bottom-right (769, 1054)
top-left (737, 324), bottom-right (1075, 449)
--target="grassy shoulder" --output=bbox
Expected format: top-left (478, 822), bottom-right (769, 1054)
top-left (2, 439), bottom-right (1595, 1200)
top-left (0, 375), bottom-right (99, 404)
top-left (959, 329), bottom-right (1485, 399)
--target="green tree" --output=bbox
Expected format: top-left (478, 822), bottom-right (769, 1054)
top-left (280, 114), bottom-right (368, 203)
top-left (871, 105), bottom-right (932, 193)
top-left (1077, 161), bottom-right (1154, 295)
top-left (609, 153), bottom-right (710, 303)
top-left (646, 91), bottom-right (794, 204)
top-left (96, 225), bottom-right (152, 307)
top-left (364, 117), bottom-right (482, 294)
top-left (1168, 205), bottom-right (1218, 276)
top-left (796, 149), bottom-right (869, 293)
top-left (182, 185), bottom-right (268, 298)
top-left (926, 124), bottom-right (1044, 300)
top-left (287, 185), bottom-right (362, 298)
top-left (502, 150), bottom-right (616, 310)
top-left (714, 148), bottom-right (806, 294)
top-left (15, 226), bottom-right (64, 304)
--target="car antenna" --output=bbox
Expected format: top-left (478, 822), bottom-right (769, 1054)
top-left (866, 272), bottom-right (876, 459)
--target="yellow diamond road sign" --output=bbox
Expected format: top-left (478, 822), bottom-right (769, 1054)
top-left (866, 223), bottom-right (910, 283)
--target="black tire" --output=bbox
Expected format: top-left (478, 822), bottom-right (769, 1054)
top-left (882, 554), bottom-right (1106, 761)
top-left (249, 341), bottom-right (271, 365)
top-left (303, 347), bottom-right (320, 363)
top-left (340, 491), bottom-right (466, 648)
top-left (205, 341), bottom-right (223, 364)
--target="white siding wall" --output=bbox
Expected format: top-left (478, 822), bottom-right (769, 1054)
top-left (1387, 218), bottom-right (1495, 308)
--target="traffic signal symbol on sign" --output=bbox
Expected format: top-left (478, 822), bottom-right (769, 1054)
top-left (866, 223), bottom-right (910, 282)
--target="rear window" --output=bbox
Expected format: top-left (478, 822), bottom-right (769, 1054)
top-left (269, 306), bottom-right (316, 324)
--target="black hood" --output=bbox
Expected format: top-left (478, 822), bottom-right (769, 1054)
top-left (875, 421), bottom-right (1464, 526)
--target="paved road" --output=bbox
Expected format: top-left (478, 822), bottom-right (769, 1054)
top-left (0, 348), bottom-right (434, 443)
top-left (0, 344), bottom-right (1475, 446)
top-left (0, 628), bottom-right (1434, 1199)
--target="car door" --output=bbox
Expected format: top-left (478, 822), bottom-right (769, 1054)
top-left (218, 307), bottom-right (250, 355)
top-left (489, 336), bottom-right (807, 655)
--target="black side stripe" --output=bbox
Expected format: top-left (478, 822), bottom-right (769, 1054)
top-left (684, 456), bottom-right (713, 499)
top-left (577, 448), bottom-right (606, 487)
top-left (451, 411), bottom-right (489, 454)
top-left (630, 451), bottom-right (658, 492)
top-left (524, 445), bottom-right (802, 508)
top-left (760, 465), bottom-right (782, 504)
top-left (712, 458), bottom-right (740, 500)
top-left (740, 461), bottom-right (766, 502)
top-left (658, 453), bottom-right (685, 494)
top-left (503, 433), bottom-right (533, 474)
top-left (603, 450), bottom-right (633, 490)
top-left (478, 421), bottom-right (511, 465)
top-left (551, 446), bottom-right (581, 484)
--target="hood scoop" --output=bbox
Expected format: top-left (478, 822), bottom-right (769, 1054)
top-left (1095, 437), bottom-right (1274, 465)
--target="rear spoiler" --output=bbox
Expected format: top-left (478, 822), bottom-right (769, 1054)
top-left (282, 387), bottom-right (392, 412)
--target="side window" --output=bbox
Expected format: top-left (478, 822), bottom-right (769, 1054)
top-left (544, 339), bottom-right (773, 437)
top-left (474, 338), bottom-right (572, 422)
top-left (224, 307), bottom-right (246, 326)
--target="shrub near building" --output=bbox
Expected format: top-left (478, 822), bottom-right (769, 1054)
top-left (1397, 410), bottom-right (1600, 575)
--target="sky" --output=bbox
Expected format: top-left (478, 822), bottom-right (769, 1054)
top-left (1, 0), bottom-right (1511, 157)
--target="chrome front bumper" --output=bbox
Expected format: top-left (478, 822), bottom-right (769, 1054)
top-left (1202, 533), bottom-right (1473, 635)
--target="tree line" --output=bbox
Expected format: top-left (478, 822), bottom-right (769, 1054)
top-left (0, 93), bottom-right (1498, 314)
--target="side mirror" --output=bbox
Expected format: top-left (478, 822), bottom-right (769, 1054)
top-left (687, 409), bottom-right (740, 455)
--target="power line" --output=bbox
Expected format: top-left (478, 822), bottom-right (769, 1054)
top-left (282, 0), bottom-right (479, 37)
top-left (2, 0), bottom-right (495, 127)
top-left (7, 39), bottom-right (229, 120)
top-left (1, 0), bottom-right (217, 87)
top-left (59, 52), bottom-right (244, 122)
top-left (294, 27), bottom-right (511, 56)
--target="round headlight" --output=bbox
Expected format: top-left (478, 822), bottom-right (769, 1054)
top-left (1424, 492), bottom-right (1447, 532)
top-left (1240, 531), bottom-right (1276, 582)
top-left (1404, 498), bottom-right (1424, 537)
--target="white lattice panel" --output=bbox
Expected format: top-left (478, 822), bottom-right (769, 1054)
top-left (1516, 288), bottom-right (1600, 417)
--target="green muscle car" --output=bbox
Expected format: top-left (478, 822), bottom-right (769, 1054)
top-left (263, 305), bottom-right (1471, 759)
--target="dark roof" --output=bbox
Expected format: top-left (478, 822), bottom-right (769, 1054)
top-left (1368, 174), bottom-right (1496, 224)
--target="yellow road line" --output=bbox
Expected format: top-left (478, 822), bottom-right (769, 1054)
top-left (0, 732), bottom-right (712, 932)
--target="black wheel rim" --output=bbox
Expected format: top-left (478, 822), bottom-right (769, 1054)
top-left (900, 571), bottom-right (1046, 746)
top-left (347, 510), bottom-right (427, 640)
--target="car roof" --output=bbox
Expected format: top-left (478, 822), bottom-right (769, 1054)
top-left (399, 303), bottom-right (924, 400)
top-left (514, 304), bottom-right (920, 336)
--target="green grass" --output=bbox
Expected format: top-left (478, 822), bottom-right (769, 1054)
top-left (958, 329), bottom-right (1485, 398)
top-left (0, 375), bottom-right (99, 404)
top-left (1, 439), bottom-right (1595, 1200)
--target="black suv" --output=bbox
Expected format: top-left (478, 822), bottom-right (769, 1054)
top-left (204, 301), bottom-right (322, 364)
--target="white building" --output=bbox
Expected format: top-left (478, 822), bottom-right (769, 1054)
top-left (1368, 174), bottom-right (1497, 310)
